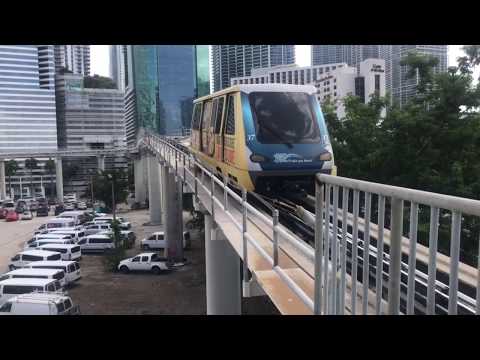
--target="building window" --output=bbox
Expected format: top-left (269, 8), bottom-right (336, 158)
top-left (261, 78), bottom-right (264, 84)
top-left (306, 69), bottom-right (311, 83)
top-left (326, 67), bottom-right (330, 72)
top-left (294, 70), bottom-right (298, 84)
top-left (255, 78), bottom-right (259, 84)
top-left (355, 77), bottom-right (365, 103)
top-left (300, 70), bottom-right (305, 85)
top-left (313, 68), bottom-right (317, 80)
top-left (375, 74), bottom-right (380, 94)
top-left (225, 95), bottom-right (235, 135)
top-left (334, 79), bottom-right (336, 83)
top-left (276, 73), bottom-right (281, 83)
top-left (288, 71), bottom-right (292, 84)
top-left (270, 73), bottom-right (274, 83)
top-left (334, 85), bottom-right (337, 90)
top-left (334, 92), bottom-right (337, 97)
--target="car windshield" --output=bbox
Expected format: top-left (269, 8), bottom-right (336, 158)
top-left (249, 92), bottom-right (321, 144)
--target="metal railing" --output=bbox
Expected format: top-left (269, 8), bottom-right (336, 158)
top-left (316, 174), bottom-right (480, 315)
top-left (142, 132), bottom-right (318, 313)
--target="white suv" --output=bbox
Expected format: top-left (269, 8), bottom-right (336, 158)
top-left (141, 231), bottom-right (190, 250)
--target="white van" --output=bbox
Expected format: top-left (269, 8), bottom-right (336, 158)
top-left (141, 231), bottom-right (191, 250)
top-left (25, 237), bottom-right (75, 249)
top-left (0, 292), bottom-right (79, 315)
top-left (0, 268), bottom-right (67, 288)
top-left (47, 218), bottom-right (76, 229)
top-left (48, 229), bottom-right (86, 243)
top-left (77, 234), bottom-right (114, 252)
top-left (9, 250), bottom-right (62, 270)
top-left (84, 223), bottom-right (111, 236)
top-left (27, 260), bottom-right (81, 284)
top-left (0, 278), bottom-right (63, 306)
top-left (57, 210), bottom-right (89, 224)
top-left (37, 244), bottom-right (81, 261)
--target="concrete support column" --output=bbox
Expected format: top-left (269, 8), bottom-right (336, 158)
top-left (134, 156), bottom-right (147, 204)
top-left (0, 160), bottom-right (6, 200)
top-left (97, 155), bottom-right (105, 172)
top-left (55, 157), bottom-right (63, 204)
top-left (147, 154), bottom-right (162, 225)
top-left (163, 167), bottom-right (184, 263)
top-left (204, 213), bottom-right (242, 315)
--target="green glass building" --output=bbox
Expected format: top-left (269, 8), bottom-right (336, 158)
top-left (195, 45), bottom-right (210, 98)
top-left (125, 45), bottom-right (211, 146)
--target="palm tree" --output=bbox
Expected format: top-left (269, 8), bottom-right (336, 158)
top-left (45, 158), bottom-right (55, 200)
top-left (24, 157), bottom-right (38, 197)
top-left (5, 160), bottom-right (18, 199)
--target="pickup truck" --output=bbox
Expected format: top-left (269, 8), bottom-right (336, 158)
top-left (117, 253), bottom-right (172, 274)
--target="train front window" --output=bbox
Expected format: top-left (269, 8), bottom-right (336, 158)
top-left (249, 92), bottom-right (320, 144)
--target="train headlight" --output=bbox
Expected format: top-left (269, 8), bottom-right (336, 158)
top-left (250, 154), bottom-right (268, 163)
top-left (318, 152), bottom-right (332, 161)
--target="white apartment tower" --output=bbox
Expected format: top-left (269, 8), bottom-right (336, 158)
top-left (54, 45), bottom-right (90, 76)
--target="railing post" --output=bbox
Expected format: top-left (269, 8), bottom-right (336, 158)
top-left (388, 197), bottom-right (403, 315)
top-left (314, 180), bottom-right (324, 315)
top-left (273, 209), bottom-right (279, 267)
top-left (183, 153), bottom-right (186, 182)
top-left (223, 176), bottom-right (228, 211)
top-left (242, 188), bottom-right (249, 283)
top-left (210, 175), bottom-right (214, 217)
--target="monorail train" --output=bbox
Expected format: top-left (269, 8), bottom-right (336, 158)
top-left (190, 84), bottom-right (336, 194)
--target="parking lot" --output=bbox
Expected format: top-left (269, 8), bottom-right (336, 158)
top-left (1, 207), bottom-right (279, 314)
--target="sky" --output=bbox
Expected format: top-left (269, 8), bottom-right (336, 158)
top-left (91, 45), bottom-right (476, 78)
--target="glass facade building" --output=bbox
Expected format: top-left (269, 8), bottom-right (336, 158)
top-left (125, 45), bottom-right (200, 147)
top-left (195, 45), bottom-right (210, 98)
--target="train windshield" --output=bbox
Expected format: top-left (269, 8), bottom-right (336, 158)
top-left (249, 92), bottom-right (321, 145)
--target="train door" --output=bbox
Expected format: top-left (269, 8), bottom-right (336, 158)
top-left (223, 93), bottom-right (236, 166)
top-left (206, 99), bottom-right (217, 156)
top-left (213, 96), bottom-right (225, 162)
top-left (200, 100), bottom-right (212, 154)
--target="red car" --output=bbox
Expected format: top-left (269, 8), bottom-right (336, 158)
top-left (5, 210), bottom-right (19, 222)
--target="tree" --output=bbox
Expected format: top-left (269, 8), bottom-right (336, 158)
top-left (327, 46), bottom-right (480, 265)
top-left (5, 160), bottom-right (18, 198)
top-left (83, 74), bottom-right (117, 89)
top-left (44, 158), bottom-right (55, 199)
top-left (91, 168), bottom-right (129, 212)
top-left (24, 158), bottom-right (38, 197)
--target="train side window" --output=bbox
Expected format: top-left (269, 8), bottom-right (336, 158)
top-left (201, 101), bottom-right (213, 131)
top-left (191, 102), bottom-right (203, 130)
top-left (225, 95), bottom-right (235, 135)
top-left (214, 97), bottom-right (225, 134)
top-left (211, 99), bottom-right (218, 130)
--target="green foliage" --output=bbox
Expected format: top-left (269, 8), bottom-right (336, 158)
top-left (102, 219), bottom-right (127, 272)
top-left (83, 74), bottom-right (117, 89)
top-left (92, 168), bottom-right (129, 209)
top-left (326, 46), bottom-right (480, 265)
top-left (5, 160), bottom-right (18, 177)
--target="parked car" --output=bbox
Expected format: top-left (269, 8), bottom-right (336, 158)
top-left (37, 244), bottom-right (82, 261)
top-left (48, 229), bottom-right (86, 243)
top-left (29, 200), bottom-right (38, 211)
top-left (21, 210), bottom-right (33, 220)
top-left (0, 208), bottom-right (7, 219)
top-left (54, 204), bottom-right (65, 216)
top-left (0, 268), bottom-right (67, 288)
top-left (0, 292), bottom-right (79, 315)
top-left (9, 249), bottom-right (62, 270)
top-left (15, 204), bottom-right (25, 214)
top-left (25, 237), bottom-right (75, 250)
top-left (0, 278), bottom-right (63, 306)
top-left (27, 260), bottom-right (81, 284)
top-left (48, 199), bottom-right (56, 205)
top-left (77, 234), bottom-right (114, 253)
top-left (36, 205), bottom-right (49, 217)
top-left (94, 216), bottom-right (131, 230)
top-left (141, 231), bottom-right (191, 250)
top-left (118, 253), bottom-right (172, 274)
top-left (97, 230), bottom-right (136, 248)
top-left (77, 202), bottom-right (87, 210)
top-left (2, 201), bottom-right (15, 210)
top-left (84, 223), bottom-right (112, 236)
top-left (5, 210), bottom-right (19, 222)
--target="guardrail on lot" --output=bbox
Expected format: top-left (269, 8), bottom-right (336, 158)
top-left (316, 174), bottom-right (480, 315)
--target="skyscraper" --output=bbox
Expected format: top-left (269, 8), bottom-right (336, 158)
top-left (0, 45), bottom-right (57, 152)
top-left (311, 45), bottom-right (380, 67)
top-left (391, 45), bottom-right (448, 106)
top-left (195, 45), bottom-right (210, 98)
top-left (211, 45), bottom-right (295, 91)
top-left (0, 45), bottom-right (57, 198)
top-left (110, 45), bottom-right (128, 91)
top-left (54, 45), bottom-right (90, 75)
top-left (124, 45), bottom-right (205, 147)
